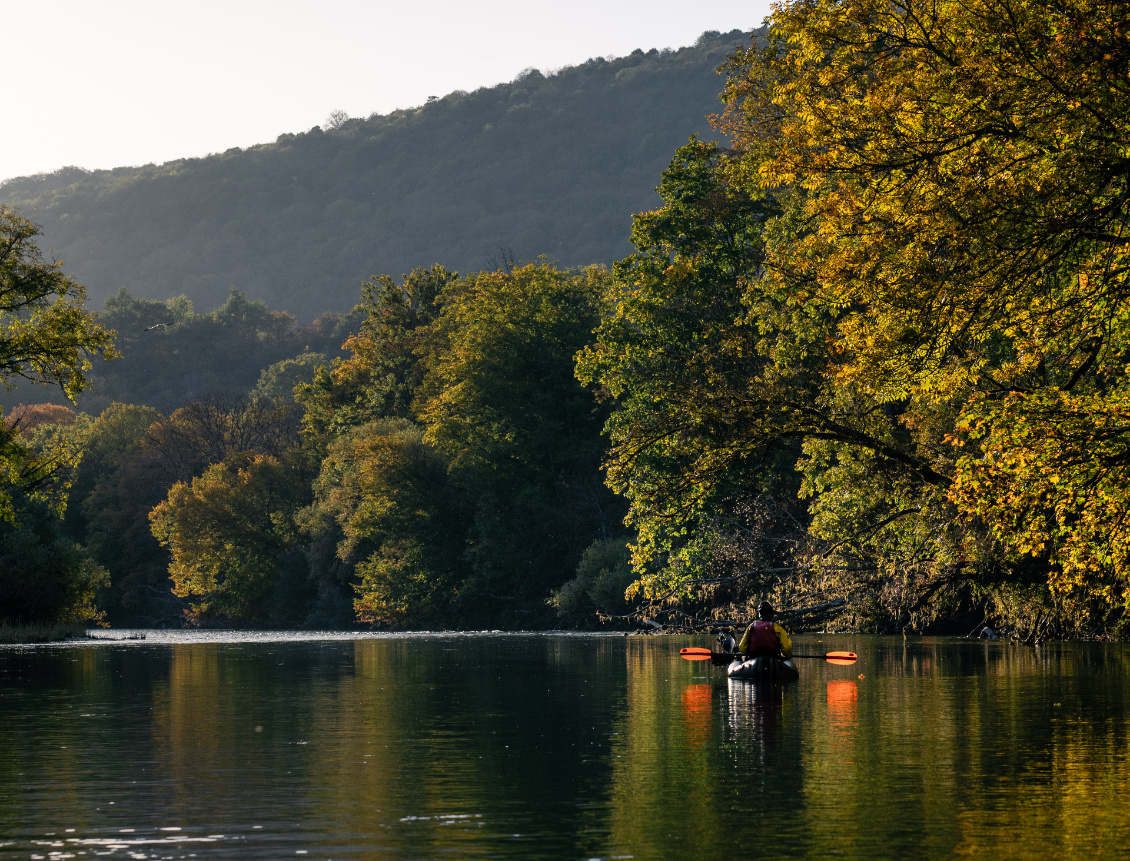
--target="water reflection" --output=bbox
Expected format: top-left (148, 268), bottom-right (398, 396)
top-left (0, 634), bottom-right (1128, 859)
top-left (826, 680), bottom-right (858, 733)
top-left (727, 678), bottom-right (788, 746)
top-left (680, 684), bottom-right (712, 747)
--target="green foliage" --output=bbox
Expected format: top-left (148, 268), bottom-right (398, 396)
top-left (139, 396), bottom-right (308, 624)
top-left (60, 395), bottom-right (306, 625)
top-left (0, 32), bottom-right (752, 320)
top-left (93, 288), bottom-right (344, 415)
top-left (59, 403), bottom-right (171, 624)
top-left (300, 261), bottom-right (623, 627)
top-left (307, 420), bottom-right (468, 627)
top-left (0, 492), bottom-right (107, 625)
top-left (0, 287), bottom-right (354, 417)
top-left (253, 353), bottom-right (328, 402)
top-left (550, 538), bottom-right (636, 618)
top-left (577, 140), bottom-right (799, 601)
top-left (4, 3), bottom-right (1125, 637)
top-left (298, 265), bottom-right (458, 447)
top-left (0, 207), bottom-right (115, 522)
top-left (421, 264), bottom-right (606, 483)
top-left (722, 0), bottom-right (1130, 633)
top-left (0, 206), bottom-right (116, 401)
top-left (548, 576), bottom-right (590, 617)
top-left (417, 262), bottom-right (620, 610)
top-left (150, 450), bottom-right (314, 625)
top-left (0, 210), bottom-right (111, 626)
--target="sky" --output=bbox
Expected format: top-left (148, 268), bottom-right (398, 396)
top-left (3, 0), bottom-right (775, 183)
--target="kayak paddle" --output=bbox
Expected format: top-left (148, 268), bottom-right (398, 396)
top-left (679, 647), bottom-right (740, 666)
top-left (680, 647), bottom-right (857, 665)
top-left (797, 651), bottom-right (858, 666)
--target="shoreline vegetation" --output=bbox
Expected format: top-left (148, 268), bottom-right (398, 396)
top-left (0, 622), bottom-right (93, 645)
top-left (3, 4), bottom-right (1130, 643)
top-left (8, 623), bottom-right (1116, 646)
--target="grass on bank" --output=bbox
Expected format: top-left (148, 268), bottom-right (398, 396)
top-left (0, 622), bottom-right (91, 644)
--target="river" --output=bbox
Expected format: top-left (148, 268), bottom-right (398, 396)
top-left (0, 632), bottom-right (1127, 860)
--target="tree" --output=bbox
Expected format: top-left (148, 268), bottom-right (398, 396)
top-left (44, 286), bottom-right (338, 418)
top-left (300, 261), bottom-right (622, 626)
top-left (550, 537), bottom-right (637, 619)
top-left (584, 1), bottom-right (1130, 635)
top-left (577, 140), bottom-right (847, 621)
top-left (304, 419), bottom-right (468, 628)
top-left (142, 393), bottom-right (301, 486)
top-left (0, 207), bottom-right (115, 400)
top-left (253, 353), bottom-right (328, 403)
top-left (0, 207), bottom-right (115, 520)
top-left (4, 404), bottom-right (77, 439)
top-left (714, 0), bottom-right (1130, 632)
top-left (140, 392), bottom-right (309, 624)
top-left (0, 209), bottom-right (113, 626)
top-left (297, 265), bottom-right (459, 446)
top-left (418, 262), bottom-right (620, 609)
top-left (149, 451), bottom-right (313, 624)
top-left (324, 109), bottom-right (350, 131)
top-left (0, 492), bottom-right (107, 625)
top-left (60, 403), bottom-right (173, 625)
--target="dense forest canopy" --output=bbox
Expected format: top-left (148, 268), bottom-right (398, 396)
top-left (0, 31), bottom-right (750, 321)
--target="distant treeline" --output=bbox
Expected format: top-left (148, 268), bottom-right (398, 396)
top-left (3, 255), bottom-right (630, 630)
top-left (0, 31), bottom-right (750, 321)
top-left (0, 287), bottom-right (361, 417)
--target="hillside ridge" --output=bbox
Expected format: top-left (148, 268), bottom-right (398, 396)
top-left (1, 30), bottom-right (754, 321)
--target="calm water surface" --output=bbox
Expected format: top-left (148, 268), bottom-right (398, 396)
top-left (1, 632), bottom-right (1127, 860)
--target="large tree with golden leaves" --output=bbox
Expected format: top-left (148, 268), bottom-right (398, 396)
top-left (587, 1), bottom-right (1130, 635)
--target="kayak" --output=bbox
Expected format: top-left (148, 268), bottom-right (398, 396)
top-left (726, 655), bottom-right (800, 682)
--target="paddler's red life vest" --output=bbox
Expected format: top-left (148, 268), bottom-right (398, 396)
top-left (744, 620), bottom-right (780, 656)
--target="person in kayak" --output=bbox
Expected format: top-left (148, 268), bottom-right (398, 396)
top-left (738, 602), bottom-right (793, 660)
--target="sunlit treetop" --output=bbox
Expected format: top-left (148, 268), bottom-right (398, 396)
top-left (717, 0), bottom-right (1130, 404)
top-left (0, 207), bottom-right (116, 400)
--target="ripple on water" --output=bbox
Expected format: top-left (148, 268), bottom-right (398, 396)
top-left (22, 825), bottom-right (318, 860)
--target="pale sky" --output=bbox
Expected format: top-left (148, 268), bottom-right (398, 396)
top-left (3, 0), bottom-right (775, 183)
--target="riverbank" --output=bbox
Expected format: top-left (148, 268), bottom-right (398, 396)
top-left (0, 622), bottom-right (93, 644)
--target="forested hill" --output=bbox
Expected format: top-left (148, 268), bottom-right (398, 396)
top-left (0, 30), bottom-right (751, 321)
